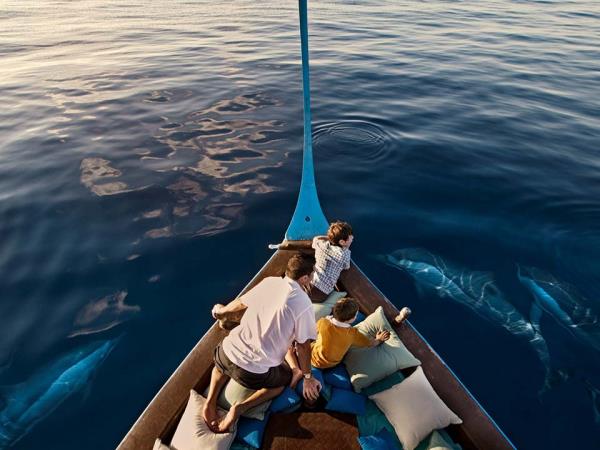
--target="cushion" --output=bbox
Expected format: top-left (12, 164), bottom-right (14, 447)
top-left (153, 440), bottom-right (171, 450)
top-left (344, 306), bottom-right (420, 392)
top-left (361, 371), bottom-right (405, 397)
top-left (357, 429), bottom-right (399, 450)
top-left (369, 367), bottom-right (462, 450)
top-left (353, 311), bottom-right (367, 325)
top-left (415, 430), bottom-right (461, 450)
top-left (269, 386), bottom-right (301, 413)
top-left (235, 413), bottom-right (270, 449)
top-left (357, 399), bottom-right (402, 449)
top-left (170, 390), bottom-right (236, 450)
top-left (313, 290), bottom-right (347, 320)
top-left (325, 387), bottom-right (367, 415)
top-left (205, 379), bottom-right (271, 420)
top-left (323, 364), bottom-right (353, 390)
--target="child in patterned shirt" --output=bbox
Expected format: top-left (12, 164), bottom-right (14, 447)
top-left (308, 221), bottom-right (353, 303)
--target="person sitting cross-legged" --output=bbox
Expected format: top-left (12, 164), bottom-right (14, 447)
top-left (203, 253), bottom-right (322, 433)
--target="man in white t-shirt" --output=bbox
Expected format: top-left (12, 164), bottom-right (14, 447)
top-left (203, 253), bottom-right (321, 433)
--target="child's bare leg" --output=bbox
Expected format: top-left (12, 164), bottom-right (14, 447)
top-left (285, 345), bottom-right (303, 388)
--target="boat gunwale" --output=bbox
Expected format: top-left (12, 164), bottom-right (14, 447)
top-left (118, 242), bottom-right (514, 450)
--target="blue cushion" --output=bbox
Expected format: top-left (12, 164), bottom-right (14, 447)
top-left (270, 386), bottom-right (301, 413)
top-left (323, 365), bottom-right (353, 390)
top-left (235, 413), bottom-right (270, 449)
top-left (353, 311), bottom-right (367, 325)
top-left (295, 367), bottom-right (330, 400)
top-left (325, 387), bottom-right (367, 415)
top-left (357, 429), bottom-right (399, 450)
top-left (361, 371), bottom-right (405, 397)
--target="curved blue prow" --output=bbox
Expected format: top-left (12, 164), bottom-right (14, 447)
top-left (285, 0), bottom-right (329, 241)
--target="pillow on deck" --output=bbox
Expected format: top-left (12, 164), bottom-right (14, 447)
top-left (369, 367), bottom-right (462, 450)
top-left (235, 413), bottom-right (270, 449)
top-left (205, 379), bottom-right (271, 420)
top-left (313, 290), bottom-right (347, 320)
top-left (269, 386), bottom-right (301, 413)
top-left (323, 364), bottom-right (353, 390)
top-left (357, 399), bottom-right (402, 449)
top-left (170, 390), bottom-right (236, 450)
top-left (153, 440), bottom-right (171, 450)
top-left (415, 430), bottom-right (462, 450)
top-left (344, 306), bottom-right (420, 392)
top-left (325, 387), bottom-right (367, 415)
top-left (361, 371), bottom-right (405, 397)
top-left (357, 429), bottom-right (399, 450)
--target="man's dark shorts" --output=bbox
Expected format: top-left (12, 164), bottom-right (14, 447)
top-left (214, 343), bottom-right (292, 390)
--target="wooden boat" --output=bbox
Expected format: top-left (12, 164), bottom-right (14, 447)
top-left (118, 1), bottom-right (516, 449)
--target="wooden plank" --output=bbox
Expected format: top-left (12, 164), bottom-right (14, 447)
top-left (339, 263), bottom-right (514, 450)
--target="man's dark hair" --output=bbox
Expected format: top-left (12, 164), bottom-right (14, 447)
top-left (332, 297), bottom-right (359, 322)
top-left (285, 253), bottom-right (315, 280)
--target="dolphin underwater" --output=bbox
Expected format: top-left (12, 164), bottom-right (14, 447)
top-left (379, 248), bottom-right (554, 392)
top-left (69, 290), bottom-right (140, 338)
top-left (0, 339), bottom-right (117, 448)
top-left (517, 266), bottom-right (600, 354)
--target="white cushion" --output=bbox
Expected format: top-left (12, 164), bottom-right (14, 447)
top-left (369, 367), bottom-right (462, 450)
top-left (153, 439), bottom-right (171, 450)
top-left (205, 379), bottom-right (271, 420)
top-left (170, 390), bottom-right (236, 450)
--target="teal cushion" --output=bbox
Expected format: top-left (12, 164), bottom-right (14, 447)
top-left (362, 371), bottom-right (405, 397)
top-left (325, 387), bottom-right (367, 415)
top-left (344, 307), bottom-right (420, 392)
top-left (313, 290), bottom-right (347, 320)
top-left (358, 429), bottom-right (399, 450)
top-left (235, 413), bottom-right (270, 449)
top-left (270, 386), bottom-right (301, 413)
top-left (323, 365), bottom-right (353, 390)
top-left (353, 311), bottom-right (367, 325)
top-left (357, 399), bottom-right (402, 449)
top-left (205, 379), bottom-right (271, 420)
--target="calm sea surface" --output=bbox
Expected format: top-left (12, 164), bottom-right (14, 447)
top-left (1, 1), bottom-right (599, 448)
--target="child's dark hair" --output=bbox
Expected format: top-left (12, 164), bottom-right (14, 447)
top-left (327, 221), bottom-right (353, 246)
top-left (285, 253), bottom-right (315, 280)
top-left (332, 297), bottom-right (359, 322)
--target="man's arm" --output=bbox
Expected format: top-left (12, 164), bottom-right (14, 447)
top-left (295, 341), bottom-right (321, 401)
top-left (212, 298), bottom-right (247, 320)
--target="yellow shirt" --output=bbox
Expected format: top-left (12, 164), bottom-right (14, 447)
top-left (311, 317), bottom-right (371, 369)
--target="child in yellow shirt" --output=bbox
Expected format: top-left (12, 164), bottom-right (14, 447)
top-left (311, 297), bottom-right (390, 369)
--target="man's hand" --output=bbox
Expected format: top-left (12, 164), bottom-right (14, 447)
top-left (211, 304), bottom-right (225, 319)
top-left (303, 376), bottom-right (321, 402)
top-left (375, 329), bottom-right (390, 344)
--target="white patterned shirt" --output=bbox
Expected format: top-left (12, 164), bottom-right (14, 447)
top-left (311, 236), bottom-right (351, 294)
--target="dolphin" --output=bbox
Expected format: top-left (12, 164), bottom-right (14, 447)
top-left (379, 248), bottom-right (554, 393)
top-left (69, 290), bottom-right (140, 338)
top-left (0, 339), bottom-right (117, 448)
top-left (517, 266), bottom-right (600, 354)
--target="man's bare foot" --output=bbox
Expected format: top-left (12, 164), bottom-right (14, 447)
top-left (216, 404), bottom-right (241, 433)
top-left (289, 368), bottom-right (303, 389)
top-left (202, 403), bottom-right (219, 431)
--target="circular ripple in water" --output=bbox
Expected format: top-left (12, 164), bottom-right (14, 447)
top-left (312, 120), bottom-right (396, 166)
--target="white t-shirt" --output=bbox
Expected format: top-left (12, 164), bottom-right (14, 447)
top-left (222, 276), bottom-right (317, 374)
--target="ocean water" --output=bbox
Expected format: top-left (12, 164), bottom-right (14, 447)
top-left (1, 0), bottom-right (599, 448)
